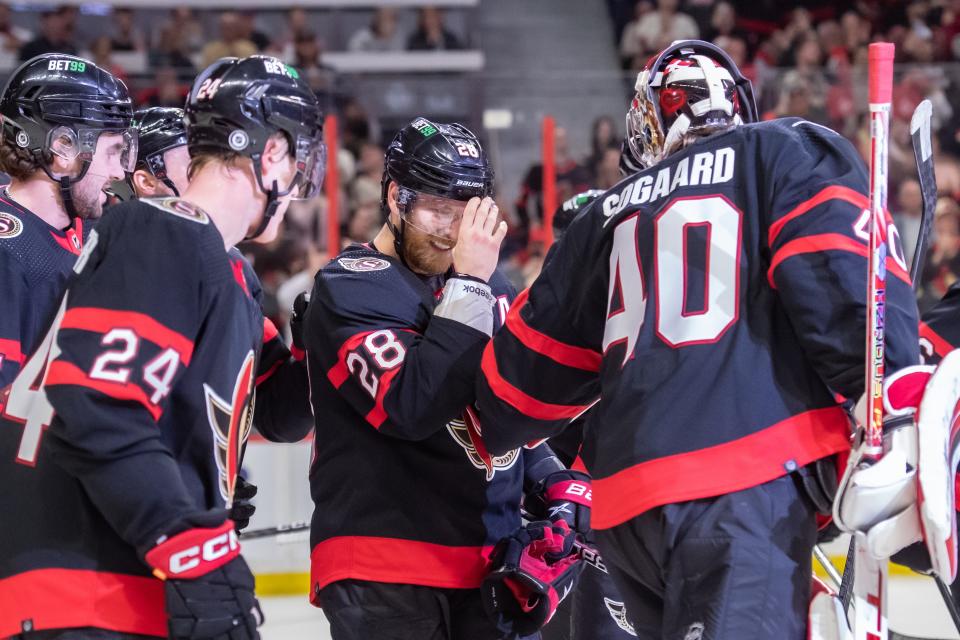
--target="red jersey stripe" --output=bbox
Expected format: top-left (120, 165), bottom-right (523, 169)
top-left (0, 338), bottom-right (23, 364)
top-left (505, 289), bottom-right (602, 372)
top-left (767, 233), bottom-right (911, 288)
top-left (326, 332), bottom-right (374, 388)
top-left (481, 342), bottom-right (593, 421)
top-left (60, 308), bottom-right (194, 365)
top-left (263, 317), bottom-right (279, 343)
top-left (920, 321), bottom-right (955, 359)
top-left (0, 568), bottom-right (166, 638)
top-left (590, 406), bottom-right (851, 529)
top-left (768, 185), bottom-right (868, 246)
top-left (365, 365), bottom-right (403, 428)
top-left (46, 360), bottom-right (163, 421)
top-left (309, 536), bottom-right (494, 599)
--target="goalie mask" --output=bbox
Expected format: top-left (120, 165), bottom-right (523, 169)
top-left (625, 40), bottom-right (757, 170)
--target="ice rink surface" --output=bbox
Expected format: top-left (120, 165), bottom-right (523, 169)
top-left (257, 574), bottom-right (960, 640)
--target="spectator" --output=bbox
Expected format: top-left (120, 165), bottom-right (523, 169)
top-left (238, 11), bottom-right (270, 51)
top-left (920, 197), bottom-right (960, 311)
top-left (158, 6), bottom-right (204, 55)
top-left (619, 0), bottom-right (655, 66)
top-left (894, 178), bottom-right (924, 267)
top-left (345, 203), bottom-right (382, 244)
top-left (135, 66), bottom-right (189, 108)
top-left (584, 115), bottom-right (618, 181)
top-left (702, 2), bottom-right (747, 46)
top-left (407, 6), bottom-right (463, 50)
top-left (291, 30), bottom-right (337, 94)
top-left (595, 146), bottom-right (623, 190)
top-left (150, 21), bottom-right (194, 71)
top-left (110, 7), bottom-right (145, 52)
top-left (89, 36), bottom-right (128, 84)
top-left (276, 7), bottom-right (311, 60)
top-left (19, 8), bottom-right (76, 61)
top-left (0, 3), bottom-right (31, 54)
top-left (348, 7), bottom-right (404, 52)
top-left (619, 0), bottom-right (699, 61)
top-left (515, 126), bottom-right (590, 237)
top-left (200, 11), bottom-right (257, 68)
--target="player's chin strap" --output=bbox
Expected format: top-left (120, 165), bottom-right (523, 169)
top-left (40, 160), bottom-right (91, 220)
top-left (245, 154), bottom-right (301, 241)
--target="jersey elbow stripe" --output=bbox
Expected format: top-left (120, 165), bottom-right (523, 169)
top-left (506, 289), bottom-right (602, 372)
top-left (768, 185), bottom-right (868, 246)
top-left (326, 331), bottom-right (374, 388)
top-left (364, 366), bottom-right (402, 428)
top-left (45, 360), bottom-right (163, 421)
top-left (263, 318), bottom-right (279, 344)
top-left (920, 321), bottom-right (955, 359)
top-left (767, 233), bottom-right (911, 288)
top-left (481, 342), bottom-right (592, 420)
top-left (60, 308), bottom-right (194, 366)
top-left (0, 338), bottom-right (24, 364)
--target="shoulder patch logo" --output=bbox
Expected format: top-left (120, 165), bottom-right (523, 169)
top-left (145, 198), bottom-right (210, 224)
top-left (338, 256), bottom-right (391, 272)
top-left (0, 211), bottom-right (23, 238)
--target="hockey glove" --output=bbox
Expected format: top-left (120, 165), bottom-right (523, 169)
top-left (524, 470), bottom-right (592, 537)
top-left (229, 476), bottom-right (257, 533)
top-left (481, 520), bottom-right (584, 636)
top-left (289, 292), bottom-right (310, 361)
top-left (144, 510), bottom-right (263, 640)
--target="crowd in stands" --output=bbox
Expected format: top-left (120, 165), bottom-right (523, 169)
top-left (3, 1), bottom-right (960, 325)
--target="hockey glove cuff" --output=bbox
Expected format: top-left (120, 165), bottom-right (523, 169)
top-left (524, 470), bottom-right (592, 537)
top-left (482, 520), bottom-right (584, 636)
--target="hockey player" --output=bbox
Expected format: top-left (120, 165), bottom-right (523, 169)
top-left (302, 118), bottom-right (587, 640)
top-left (128, 106), bottom-right (313, 447)
top-left (0, 54), bottom-right (325, 639)
top-left (0, 53), bottom-right (136, 389)
top-left (472, 40), bottom-right (921, 638)
top-left (919, 282), bottom-right (960, 366)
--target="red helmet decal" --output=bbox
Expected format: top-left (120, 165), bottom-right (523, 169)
top-left (659, 88), bottom-right (687, 117)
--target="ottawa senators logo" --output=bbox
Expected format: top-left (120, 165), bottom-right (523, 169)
top-left (204, 351), bottom-right (256, 503)
top-left (446, 405), bottom-right (519, 481)
top-left (0, 212), bottom-right (22, 238)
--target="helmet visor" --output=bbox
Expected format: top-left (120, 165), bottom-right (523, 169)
top-left (401, 188), bottom-right (470, 228)
top-left (49, 126), bottom-right (139, 174)
top-left (294, 133), bottom-right (326, 200)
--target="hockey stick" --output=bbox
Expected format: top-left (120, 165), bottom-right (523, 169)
top-left (241, 520), bottom-right (309, 540)
top-left (909, 99), bottom-right (936, 290)
top-left (845, 42), bottom-right (896, 640)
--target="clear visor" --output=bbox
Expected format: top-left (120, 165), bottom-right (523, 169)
top-left (293, 135), bottom-right (327, 200)
top-left (47, 126), bottom-right (139, 174)
top-left (400, 188), bottom-right (470, 226)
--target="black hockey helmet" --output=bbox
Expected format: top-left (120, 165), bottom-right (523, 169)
top-left (625, 40), bottom-right (757, 170)
top-left (184, 55), bottom-right (326, 239)
top-left (553, 189), bottom-right (604, 240)
top-left (380, 117), bottom-right (493, 261)
top-left (132, 106), bottom-right (188, 196)
top-left (0, 53), bottom-right (136, 217)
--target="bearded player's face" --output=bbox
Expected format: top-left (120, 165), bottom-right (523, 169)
top-left (70, 132), bottom-right (128, 219)
top-left (399, 191), bottom-right (467, 275)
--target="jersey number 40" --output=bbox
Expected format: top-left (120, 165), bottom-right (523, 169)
top-left (603, 195), bottom-right (742, 364)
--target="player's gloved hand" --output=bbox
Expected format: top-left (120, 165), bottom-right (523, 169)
top-left (524, 470), bottom-right (592, 538)
top-left (230, 476), bottom-right (257, 532)
top-left (481, 520), bottom-right (584, 636)
top-left (289, 292), bottom-right (310, 361)
top-left (144, 510), bottom-right (263, 640)
top-left (834, 366), bottom-right (933, 561)
top-left (452, 196), bottom-right (507, 282)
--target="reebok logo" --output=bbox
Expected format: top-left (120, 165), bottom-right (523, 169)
top-left (462, 284), bottom-right (493, 301)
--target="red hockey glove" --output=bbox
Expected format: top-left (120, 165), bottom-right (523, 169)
top-left (144, 511), bottom-right (263, 640)
top-left (524, 470), bottom-right (592, 537)
top-left (481, 520), bottom-right (584, 636)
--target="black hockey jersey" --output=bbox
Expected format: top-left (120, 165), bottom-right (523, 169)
top-left (303, 243), bottom-right (552, 600)
top-left (475, 118), bottom-right (920, 531)
top-left (0, 198), bottom-right (262, 637)
top-left (0, 191), bottom-right (89, 389)
top-left (920, 282), bottom-right (960, 365)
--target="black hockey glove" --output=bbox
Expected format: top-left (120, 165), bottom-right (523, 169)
top-left (230, 476), bottom-right (258, 532)
top-left (482, 520), bottom-right (584, 636)
top-left (144, 510), bottom-right (263, 640)
top-left (524, 470), bottom-right (592, 537)
top-left (289, 292), bottom-right (310, 361)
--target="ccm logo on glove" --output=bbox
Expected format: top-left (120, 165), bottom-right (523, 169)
top-left (146, 520), bottom-right (240, 580)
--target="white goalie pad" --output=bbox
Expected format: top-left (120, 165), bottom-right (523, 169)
top-left (916, 348), bottom-right (960, 582)
top-left (808, 578), bottom-right (850, 640)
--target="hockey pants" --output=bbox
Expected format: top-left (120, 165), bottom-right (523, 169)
top-left (595, 473), bottom-right (817, 640)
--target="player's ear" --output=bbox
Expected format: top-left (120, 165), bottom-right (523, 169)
top-left (131, 169), bottom-right (156, 197)
top-left (47, 129), bottom-right (80, 177)
top-left (261, 133), bottom-right (294, 184)
top-left (387, 180), bottom-right (401, 221)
